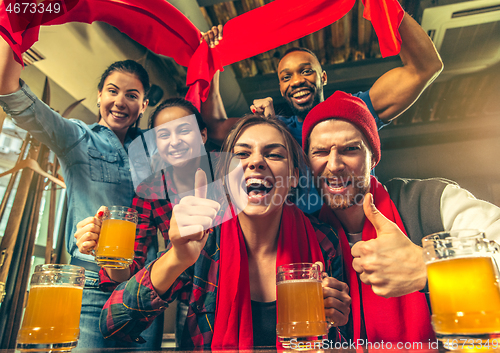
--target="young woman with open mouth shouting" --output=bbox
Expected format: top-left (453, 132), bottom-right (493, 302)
top-left (100, 115), bottom-right (352, 349)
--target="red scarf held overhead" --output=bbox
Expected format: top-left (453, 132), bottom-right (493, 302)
top-left (0, 0), bottom-right (404, 109)
top-left (319, 176), bottom-right (435, 343)
top-left (212, 203), bottom-right (325, 350)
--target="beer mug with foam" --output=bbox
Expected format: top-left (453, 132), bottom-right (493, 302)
top-left (422, 229), bottom-right (500, 345)
top-left (95, 206), bottom-right (138, 268)
top-left (276, 263), bottom-right (329, 348)
top-left (17, 264), bottom-right (85, 352)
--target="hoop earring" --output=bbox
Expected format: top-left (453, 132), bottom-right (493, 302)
top-left (97, 102), bottom-right (100, 108)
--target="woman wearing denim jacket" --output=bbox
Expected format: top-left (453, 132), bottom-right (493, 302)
top-left (0, 36), bottom-right (166, 349)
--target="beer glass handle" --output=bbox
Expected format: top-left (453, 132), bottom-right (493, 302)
top-left (91, 241), bottom-right (99, 257)
top-left (488, 240), bottom-right (500, 253)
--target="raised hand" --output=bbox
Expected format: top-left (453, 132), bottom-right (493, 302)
top-left (169, 169), bottom-right (220, 266)
top-left (250, 97), bottom-right (275, 118)
top-left (351, 193), bottom-right (427, 298)
top-left (200, 24), bottom-right (223, 48)
top-left (0, 35), bottom-right (22, 94)
top-left (150, 170), bottom-right (219, 295)
top-left (74, 206), bottom-right (107, 255)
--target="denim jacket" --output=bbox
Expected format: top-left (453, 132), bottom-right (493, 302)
top-left (0, 81), bottom-right (141, 262)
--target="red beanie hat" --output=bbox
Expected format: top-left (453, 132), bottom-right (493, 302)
top-left (302, 90), bottom-right (381, 167)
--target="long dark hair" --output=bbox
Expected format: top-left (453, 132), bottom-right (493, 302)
top-left (148, 97), bottom-right (214, 194)
top-left (148, 97), bottom-right (207, 132)
top-left (217, 114), bottom-right (307, 200)
top-left (97, 60), bottom-right (151, 128)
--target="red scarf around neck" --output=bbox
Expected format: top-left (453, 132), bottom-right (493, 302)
top-left (212, 203), bottom-right (325, 349)
top-left (319, 176), bottom-right (435, 343)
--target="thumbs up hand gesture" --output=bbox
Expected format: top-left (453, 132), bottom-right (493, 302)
top-left (169, 169), bottom-right (221, 267)
top-left (350, 193), bottom-right (427, 298)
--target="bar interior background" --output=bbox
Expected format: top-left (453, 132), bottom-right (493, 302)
top-left (0, 0), bottom-right (499, 348)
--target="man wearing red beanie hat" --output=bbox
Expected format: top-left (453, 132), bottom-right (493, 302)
top-left (303, 92), bottom-right (500, 344)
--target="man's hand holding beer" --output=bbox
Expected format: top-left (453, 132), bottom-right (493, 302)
top-left (315, 262), bottom-right (351, 327)
top-left (322, 276), bottom-right (351, 327)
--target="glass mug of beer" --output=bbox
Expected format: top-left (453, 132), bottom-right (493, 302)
top-left (95, 206), bottom-right (138, 268)
top-left (17, 264), bottom-right (85, 352)
top-left (422, 229), bottom-right (500, 344)
top-left (276, 263), bottom-right (329, 348)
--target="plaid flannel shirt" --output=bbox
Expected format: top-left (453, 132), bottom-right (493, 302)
top-left (100, 215), bottom-right (344, 349)
top-left (99, 170), bottom-right (179, 291)
top-left (99, 151), bottom-right (219, 291)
